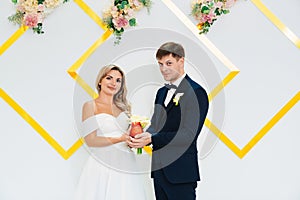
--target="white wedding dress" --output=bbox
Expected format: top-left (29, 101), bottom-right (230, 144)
top-left (74, 112), bottom-right (155, 200)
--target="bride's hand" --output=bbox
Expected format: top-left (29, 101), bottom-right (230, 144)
top-left (119, 133), bottom-right (130, 142)
top-left (128, 132), bottom-right (151, 148)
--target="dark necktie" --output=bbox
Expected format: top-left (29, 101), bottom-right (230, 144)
top-left (164, 83), bottom-right (177, 90)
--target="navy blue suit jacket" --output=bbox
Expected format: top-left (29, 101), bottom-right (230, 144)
top-left (147, 74), bottom-right (209, 184)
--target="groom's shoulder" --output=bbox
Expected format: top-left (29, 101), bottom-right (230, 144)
top-left (185, 75), bottom-right (208, 97)
top-left (157, 85), bottom-right (166, 92)
top-left (185, 75), bottom-right (203, 90)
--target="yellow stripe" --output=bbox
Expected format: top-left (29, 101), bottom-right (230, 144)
top-left (73, 0), bottom-right (107, 30)
top-left (241, 91), bottom-right (300, 157)
top-left (64, 138), bottom-right (84, 159)
top-left (67, 71), bottom-right (98, 98)
top-left (0, 26), bottom-right (28, 56)
top-left (0, 88), bottom-right (83, 160)
top-left (162, 0), bottom-right (239, 101)
top-left (67, 30), bottom-right (112, 72)
top-left (205, 119), bottom-right (243, 158)
top-left (161, 0), bottom-right (239, 72)
top-left (251, 0), bottom-right (300, 49)
top-left (67, 30), bottom-right (112, 98)
top-left (208, 71), bottom-right (239, 102)
top-left (205, 92), bottom-right (300, 158)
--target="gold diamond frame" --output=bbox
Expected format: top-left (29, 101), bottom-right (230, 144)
top-left (162, 0), bottom-right (299, 158)
top-left (0, 0), bottom-right (299, 159)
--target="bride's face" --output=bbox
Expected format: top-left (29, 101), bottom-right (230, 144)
top-left (100, 70), bottom-right (123, 96)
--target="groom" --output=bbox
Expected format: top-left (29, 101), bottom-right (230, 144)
top-left (129, 42), bottom-right (209, 200)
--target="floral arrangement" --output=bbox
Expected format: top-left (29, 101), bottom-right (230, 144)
top-left (130, 115), bottom-right (150, 128)
top-left (8, 0), bottom-right (69, 34)
top-left (191, 0), bottom-right (236, 34)
top-left (173, 93), bottom-right (184, 106)
top-left (102, 0), bottom-right (152, 44)
top-left (129, 114), bottom-right (151, 154)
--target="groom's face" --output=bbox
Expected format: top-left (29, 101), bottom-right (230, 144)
top-left (157, 54), bottom-right (184, 83)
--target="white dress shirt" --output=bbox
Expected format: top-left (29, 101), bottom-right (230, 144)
top-left (164, 73), bottom-right (186, 106)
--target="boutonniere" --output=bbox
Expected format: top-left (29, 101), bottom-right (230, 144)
top-left (173, 93), bottom-right (184, 106)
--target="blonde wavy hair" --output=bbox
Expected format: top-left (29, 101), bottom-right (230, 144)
top-left (95, 64), bottom-right (131, 114)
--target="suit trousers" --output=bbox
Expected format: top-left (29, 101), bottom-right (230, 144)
top-left (153, 169), bottom-right (197, 200)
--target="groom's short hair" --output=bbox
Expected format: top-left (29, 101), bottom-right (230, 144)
top-left (156, 42), bottom-right (185, 60)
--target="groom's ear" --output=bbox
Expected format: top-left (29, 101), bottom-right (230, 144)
top-left (179, 57), bottom-right (184, 66)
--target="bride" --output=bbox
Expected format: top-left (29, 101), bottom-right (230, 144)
top-left (74, 64), bottom-right (154, 200)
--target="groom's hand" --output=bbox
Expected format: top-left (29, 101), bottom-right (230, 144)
top-left (128, 132), bottom-right (152, 148)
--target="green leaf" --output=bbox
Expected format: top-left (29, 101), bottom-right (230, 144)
top-left (121, 1), bottom-right (128, 7)
top-left (139, 0), bottom-right (151, 7)
top-left (215, 8), bottom-right (221, 15)
top-left (208, 1), bottom-right (214, 8)
top-left (32, 23), bottom-right (44, 34)
top-left (115, 28), bottom-right (124, 35)
top-left (191, 4), bottom-right (200, 15)
top-left (8, 11), bottom-right (24, 25)
top-left (37, 0), bottom-right (45, 5)
top-left (11, 0), bottom-right (18, 4)
top-left (222, 9), bottom-right (230, 14)
top-left (201, 6), bottom-right (210, 14)
top-left (115, 0), bottom-right (128, 5)
top-left (129, 18), bottom-right (136, 26)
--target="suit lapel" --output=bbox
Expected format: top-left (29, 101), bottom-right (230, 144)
top-left (165, 92), bottom-right (176, 112)
top-left (165, 75), bottom-right (191, 112)
top-left (158, 87), bottom-right (168, 106)
top-left (152, 88), bottom-right (168, 130)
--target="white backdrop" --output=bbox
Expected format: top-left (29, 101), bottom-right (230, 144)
top-left (1, 0), bottom-right (300, 199)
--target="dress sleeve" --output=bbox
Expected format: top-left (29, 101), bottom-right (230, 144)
top-left (81, 116), bottom-right (99, 138)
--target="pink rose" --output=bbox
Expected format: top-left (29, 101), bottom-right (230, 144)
top-left (215, 1), bottom-right (223, 8)
top-left (133, 0), bottom-right (141, 7)
top-left (112, 16), bottom-right (129, 30)
top-left (38, 4), bottom-right (45, 12)
top-left (112, 6), bottom-right (118, 11)
top-left (126, 8), bottom-right (134, 17)
top-left (202, 11), bottom-right (215, 24)
top-left (111, 6), bottom-right (119, 18)
top-left (17, 5), bottom-right (25, 12)
top-left (24, 13), bottom-right (39, 28)
top-left (225, 0), bottom-right (235, 8)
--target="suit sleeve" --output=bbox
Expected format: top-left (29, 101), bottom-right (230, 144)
top-left (146, 90), bottom-right (160, 134)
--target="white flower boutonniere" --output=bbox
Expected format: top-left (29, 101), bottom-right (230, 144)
top-left (173, 93), bottom-right (184, 106)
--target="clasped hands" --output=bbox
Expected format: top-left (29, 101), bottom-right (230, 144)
top-left (126, 132), bottom-right (152, 148)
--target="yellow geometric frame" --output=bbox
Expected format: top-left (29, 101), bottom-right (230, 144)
top-left (251, 0), bottom-right (300, 49)
top-left (162, 0), bottom-right (299, 158)
top-left (68, 0), bottom-right (112, 98)
top-left (0, 88), bottom-right (83, 159)
top-left (0, 26), bottom-right (28, 56)
top-left (205, 92), bottom-right (300, 158)
top-left (0, 0), bottom-right (299, 159)
top-left (0, 0), bottom-right (111, 159)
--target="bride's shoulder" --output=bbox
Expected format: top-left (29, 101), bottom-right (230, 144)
top-left (83, 100), bottom-right (94, 109)
top-left (82, 100), bottom-right (95, 121)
